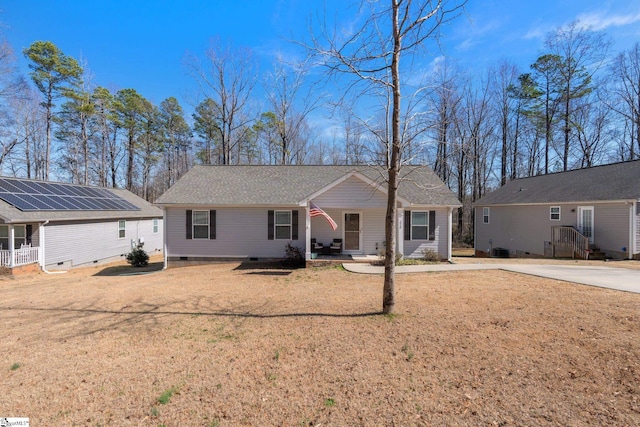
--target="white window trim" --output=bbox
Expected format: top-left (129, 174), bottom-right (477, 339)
top-left (550, 206), bottom-right (561, 221)
top-left (153, 218), bottom-right (159, 234)
top-left (410, 211), bottom-right (429, 241)
top-left (118, 220), bottom-right (126, 239)
top-left (192, 210), bottom-right (210, 240)
top-left (274, 210), bottom-right (292, 240)
top-left (483, 207), bottom-right (490, 224)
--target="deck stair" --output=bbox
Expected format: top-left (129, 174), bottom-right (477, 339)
top-left (586, 246), bottom-right (607, 260)
top-left (551, 226), bottom-right (590, 260)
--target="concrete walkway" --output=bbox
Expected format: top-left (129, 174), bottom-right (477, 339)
top-left (342, 262), bottom-right (640, 294)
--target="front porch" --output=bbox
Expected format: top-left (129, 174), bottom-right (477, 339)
top-left (0, 246), bottom-right (40, 269)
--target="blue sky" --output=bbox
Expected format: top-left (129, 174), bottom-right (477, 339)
top-left (2, 1), bottom-right (640, 113)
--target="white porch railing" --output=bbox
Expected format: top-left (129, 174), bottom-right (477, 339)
top-left (0, 247), bottom-right (40, 267)
top-left (551, 226), bottom-right (590, 260)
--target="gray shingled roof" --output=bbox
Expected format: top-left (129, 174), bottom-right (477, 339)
top-left (0, 184), bottom-right (162, 224)
top-left (155, 165), bottom-right (461, 207)
top-left (477, 160), bottom-right (640, 205)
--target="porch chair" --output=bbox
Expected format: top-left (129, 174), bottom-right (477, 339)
top-left (329, 239), bottom-right (342, 256)
top-left (311, 238), bottom-right (324, 254)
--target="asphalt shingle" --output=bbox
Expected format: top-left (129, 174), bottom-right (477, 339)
top-left (154, 165), bottom-right (461, 207)
top-left (477, 160), bottom-right (640, 205)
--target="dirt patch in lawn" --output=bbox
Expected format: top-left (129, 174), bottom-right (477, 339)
top-left (1, 259), bottom-right (639, 426)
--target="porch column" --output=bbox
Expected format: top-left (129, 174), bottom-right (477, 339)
top-left (397, 207), bottom-right (404, 258)
top-left (9, 224), bottom-right (14, 268)
top-left (305, 205), bottom-right (311, 261)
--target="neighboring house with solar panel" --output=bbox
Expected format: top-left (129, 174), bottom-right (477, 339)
top-left (154, 165), bottom-right (461, 266)
top-left (474, 159), bottom-right (640, 260)
top-left (0, 177), bottom-right (164, 273)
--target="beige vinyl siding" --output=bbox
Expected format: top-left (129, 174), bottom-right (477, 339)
top-left (362, 209), bottom-right (386, 255)
top-left (313, 176), bottom-right (388, 209)
top-left (636, 203), bottom-right (640, 254)
top-left (475, 202), bottom-right (631, 258)
top-left (403, 208), bottom-right (448, 258)
top-left (44, 218), bottom-right (163, 269)
top-left (166, 207), bottom-right (304, 259)
top-left (593, 204), bottom-right (631, 257)
top-left (475, 204), bottom-right (576, 256)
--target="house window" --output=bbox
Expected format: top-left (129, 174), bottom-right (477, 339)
top-left (0, 225), bottom-right (27, 249)
top-left (193, 210), bottom-right (210, 239)
top-left (483, 207), bottom-right (490, 224)
top-left (153, 218), bottom-right (159, 234)
top-left (0, 225), bottom-right (7, 250)
top-left (550, 206), bottom-right (561, 221)
top-left (118, 220), bottom-right (126, 239)
top-left (275, 210), bottom-right (292, 239)
top-left (411, 211), bottom-right (428, 240)
top-left (14, 225), bottom-right (26, 248)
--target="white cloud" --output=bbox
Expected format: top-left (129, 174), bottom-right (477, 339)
top-left (576, 11), bottom-right (640, 31)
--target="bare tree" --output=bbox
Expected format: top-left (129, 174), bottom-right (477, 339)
top-left (0, 38), bottom-right (28, 172)
top-left (8, 87), bottom-right (45, 178)
top-left (263, 57), bottom-right (320, 164)
top-left (608, 42), bottom-right (640, 160)
top-left (187, 40), bottom-right (257, 165)
top-left (545, 20), bottom-right (610, 171)
top-left (489, 61), bottom-right (519, 185)
top-left (308, 0), bottom-right (465, 313)
top-left (429, 58), bottom-right (462, 186)
top-left (574, 94), bottom-right (611, 167)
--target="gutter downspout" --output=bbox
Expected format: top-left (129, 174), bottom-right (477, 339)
top-left (448, 207), bottom-right (453, 262)
top-left (630, 201), bottom-right (637, 260)
top-left (162, 207), bottom-right (168, 270)
top-left (40, 220), bottom-right (67, 274)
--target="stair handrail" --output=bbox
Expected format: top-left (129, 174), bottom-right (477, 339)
top-left (551, 226), bottom-right (590, 259)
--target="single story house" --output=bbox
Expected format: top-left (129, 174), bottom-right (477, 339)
top-left (0, 176), bottom-right (163, 272)
top-left (474, 160), bottom-right (640, 260)
top-left (154, 165), bottom-right (461, 265)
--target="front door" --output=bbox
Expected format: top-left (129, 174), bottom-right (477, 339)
top-left (344, 212), bottom-right (361, 252)
top-left (577, 206), bottom-right (594, 244)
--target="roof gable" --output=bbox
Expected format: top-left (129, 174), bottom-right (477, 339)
top-left (477, 160), bottom-right (640, 205)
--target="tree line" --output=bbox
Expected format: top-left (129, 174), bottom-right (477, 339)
top-left (0, 19), bottom-right (639, 242)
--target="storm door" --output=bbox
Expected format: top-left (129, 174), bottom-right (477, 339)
top-left (343, 212), bottom-right (361, 252)
top-left (577, 206), bottom-right (594, 244)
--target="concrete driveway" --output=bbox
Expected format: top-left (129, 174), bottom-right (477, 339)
top-left (499, 264), bottom-right (640, 293)
top-left (342, 263), bottom-right (640, 294)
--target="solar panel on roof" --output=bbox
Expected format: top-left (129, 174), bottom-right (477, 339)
top-left (0, 177), bottom-right (141, 212)
top-left (0, 180), bottom-right (22, 194)
top-left (41, 195), bottom-right (67, 210)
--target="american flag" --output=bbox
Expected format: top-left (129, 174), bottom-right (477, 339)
top-left (309, 202), bottom-right (338, 230)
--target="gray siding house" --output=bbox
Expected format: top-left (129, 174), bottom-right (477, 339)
top-left (154, 165), bottom-right (461, 265)
top-left (474, 160), bottom-right (640, 260)
top-left (0, 177), bottom-right (163, 272)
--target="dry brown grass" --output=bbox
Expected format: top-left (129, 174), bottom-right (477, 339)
top-left (1, 258), bottom-right (639, 426)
